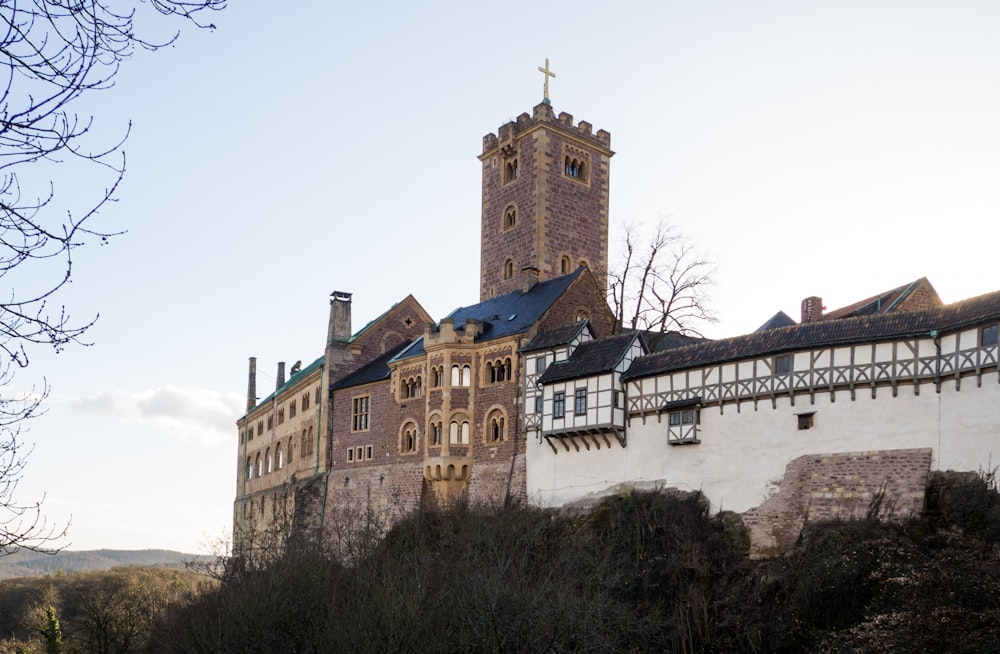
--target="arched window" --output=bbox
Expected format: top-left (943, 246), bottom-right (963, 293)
top-left (449, 415), bottom-right (471, 445)
top-left (265, 448), bottom-right (272, 474)
top-left (504, 158), bottom-right (518, 182)
top-left (560, 255), bottom-right (571, 275)
top-left (276, 444), bottom-right (284, 470)
top-left (487, 411), bottom-right (506, 443)
top-left (503, 206), bottom-right (516, 230)
top-left (247, 458), bottom-right (253, 480)
top-left (400, 423), bottom-right (418, 453)
top-left (429, 420), bottom-right (443, 446)
top-left (503, 259), bottom-right (514, 279)
top-left (255, 453), bottom-right (262, 478)
top-left (451, 364), bottom-right (470, 387)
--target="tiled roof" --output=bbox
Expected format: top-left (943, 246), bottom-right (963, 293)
top-left (394, 269), bottom-right (584, 361)
top-left (521, 320), bottom-right (590, 353)
top-left (538, 332), bottom-right (641, 384)
top-left (330, 342), bottom-right (412, 391)
top-left (821, 277), bottom-right (941, 321)
top-left (623, 289), bottom-right (1000, 381)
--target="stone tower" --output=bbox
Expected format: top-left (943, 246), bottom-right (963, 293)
top-left (478, 101), bottom-right (613, 301)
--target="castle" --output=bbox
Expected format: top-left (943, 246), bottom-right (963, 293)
top-left (234, 87), bottom-right (1000, 556)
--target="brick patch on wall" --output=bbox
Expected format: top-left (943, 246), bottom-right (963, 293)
top-left (743, 448), bottom-right (932, 557)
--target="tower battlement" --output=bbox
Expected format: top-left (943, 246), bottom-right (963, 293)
top-left (481, 102), bottom-right (612, 155)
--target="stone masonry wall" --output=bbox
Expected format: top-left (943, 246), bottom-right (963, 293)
top-left (743, 448), bottom-right (932, 557)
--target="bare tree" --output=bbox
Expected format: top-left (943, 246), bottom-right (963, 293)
top-left (608, 220), bottom-right (716, 336)
top-left (0, 0), bottom-right (225, 552)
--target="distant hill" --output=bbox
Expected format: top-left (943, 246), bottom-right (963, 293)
top-left (0, 549), bottom-right (214, 579)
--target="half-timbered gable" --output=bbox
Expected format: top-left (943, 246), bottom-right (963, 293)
top-left (535, 331), bottom-right (643, 450)
top-left (520, 320), bottom-right (593, 435)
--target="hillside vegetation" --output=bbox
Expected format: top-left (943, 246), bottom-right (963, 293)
top-left (0, 550), bottom-right (213, 580)
top-left (150, 473), bottom-right (1000, 654)
top-left (0, 474), bottom-right (996, 653)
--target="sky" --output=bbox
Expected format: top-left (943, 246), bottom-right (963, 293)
top-left (9, 1), bottom-right (1000, 553)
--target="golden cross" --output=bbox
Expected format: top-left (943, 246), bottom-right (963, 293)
top-left (537, 58), bottom-right (556, 101)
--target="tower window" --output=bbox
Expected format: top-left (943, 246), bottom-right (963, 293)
top-left (564, 156), bottom-right (587, 181)
top-left (504, 158), bottom-right (518, 183)
top-left (560, 256), bottom-right (571, 275)
top-left (503, 259), bottom-right (514, 280)
top-left (503, 206), bottom-right (516, 231)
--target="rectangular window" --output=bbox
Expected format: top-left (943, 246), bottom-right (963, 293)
top-left (347, 448), bottom-right (354, 462)
top-left (289, 400), bottom-right (297, 418)
top-left (355, 446), bottom-right (363, 461)
top-left (982, 324), bottom-right (998, 347)
top-left (553, 392), bottom-right (565, 419)
top-left (666, 403), bottom-right (700, 445)
top-left (797, 412), bottom-right (815, 430)
top-left (366, 445), bottom-right (373, 459)
top-left (535, 357), bottom-right (547, 374)
top-left (352, 395), bottom-right (370, 432)
top-left (774, 354), bottom-right (792, 376)
top-left (574, 388), bottom-right (587, 415)
top-left (534, 395), bottom-right (543, 414)
top-left (613, 389), bottom-right (622, 409)
top-left (302, 392), bottom-right (310, 411)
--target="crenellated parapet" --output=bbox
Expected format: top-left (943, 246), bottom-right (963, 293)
top-left (481, 102), bottom-right (612, 157)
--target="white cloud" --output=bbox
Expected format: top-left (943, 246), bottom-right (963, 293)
top-left (72, 385), bottom-right (243, 445)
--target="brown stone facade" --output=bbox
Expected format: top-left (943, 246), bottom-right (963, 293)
top-left (479, 102), bottom-right (613, 301)
top-left (743, 448), bottom-right (932, 557)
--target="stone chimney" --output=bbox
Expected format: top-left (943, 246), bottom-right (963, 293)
top-left (276, 361), bottom-right (286, 390)
top-left (246, 356), bottom-right (257, 411)
top-left (328, 291), bottom-right (353, 344)
top-left (522, 266), bottom-right (540, 293)
top-left (801, 296), bottom-right (824, 324)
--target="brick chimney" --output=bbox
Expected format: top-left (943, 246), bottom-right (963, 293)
top-left (801, 296), bottom-right (824, 323)
top-left (522, 266), bottom-right (540, 293)
top-left (276, 361), bottom-right (286, 390)
top-left (246, 356), bottom-right (257, 411)
top-left (327, 291), bottom-right (353, 344)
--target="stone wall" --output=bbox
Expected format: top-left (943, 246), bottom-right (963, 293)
top-left (743, 448), bottom-right (932, 557)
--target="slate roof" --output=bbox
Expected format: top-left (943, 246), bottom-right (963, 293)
top-left (821, 277), bottom-right (941, 321)
top-left (520, 320), bottom-right (590, 353)
top-left (756, 311), bottom-right (796, 332)
top-left (623, 289), bottom-right (1000, 381)
top-left (330, 341), bottom-right (412, 392)
top-left (538, 331), bottom-right (642, 384)
top-left (640, 330), bottom-right (706, 352)
top-left (394, 269), bottom-right (585, 361)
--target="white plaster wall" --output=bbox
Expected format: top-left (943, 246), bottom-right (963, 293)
top-left (527, 377), bottom-right (1000, 513)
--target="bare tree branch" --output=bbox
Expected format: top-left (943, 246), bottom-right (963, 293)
top-left (608, 219), bottom-right (717, 337)
top-left (0, 0), bottom-right (225, 553)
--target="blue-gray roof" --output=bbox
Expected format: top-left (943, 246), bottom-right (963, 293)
top-left (393, 269), bottom-right (584, 362)
top-left (330, 342), bottom-right (412, 392)
top-left (537, 331), bottom-right (642, 384)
